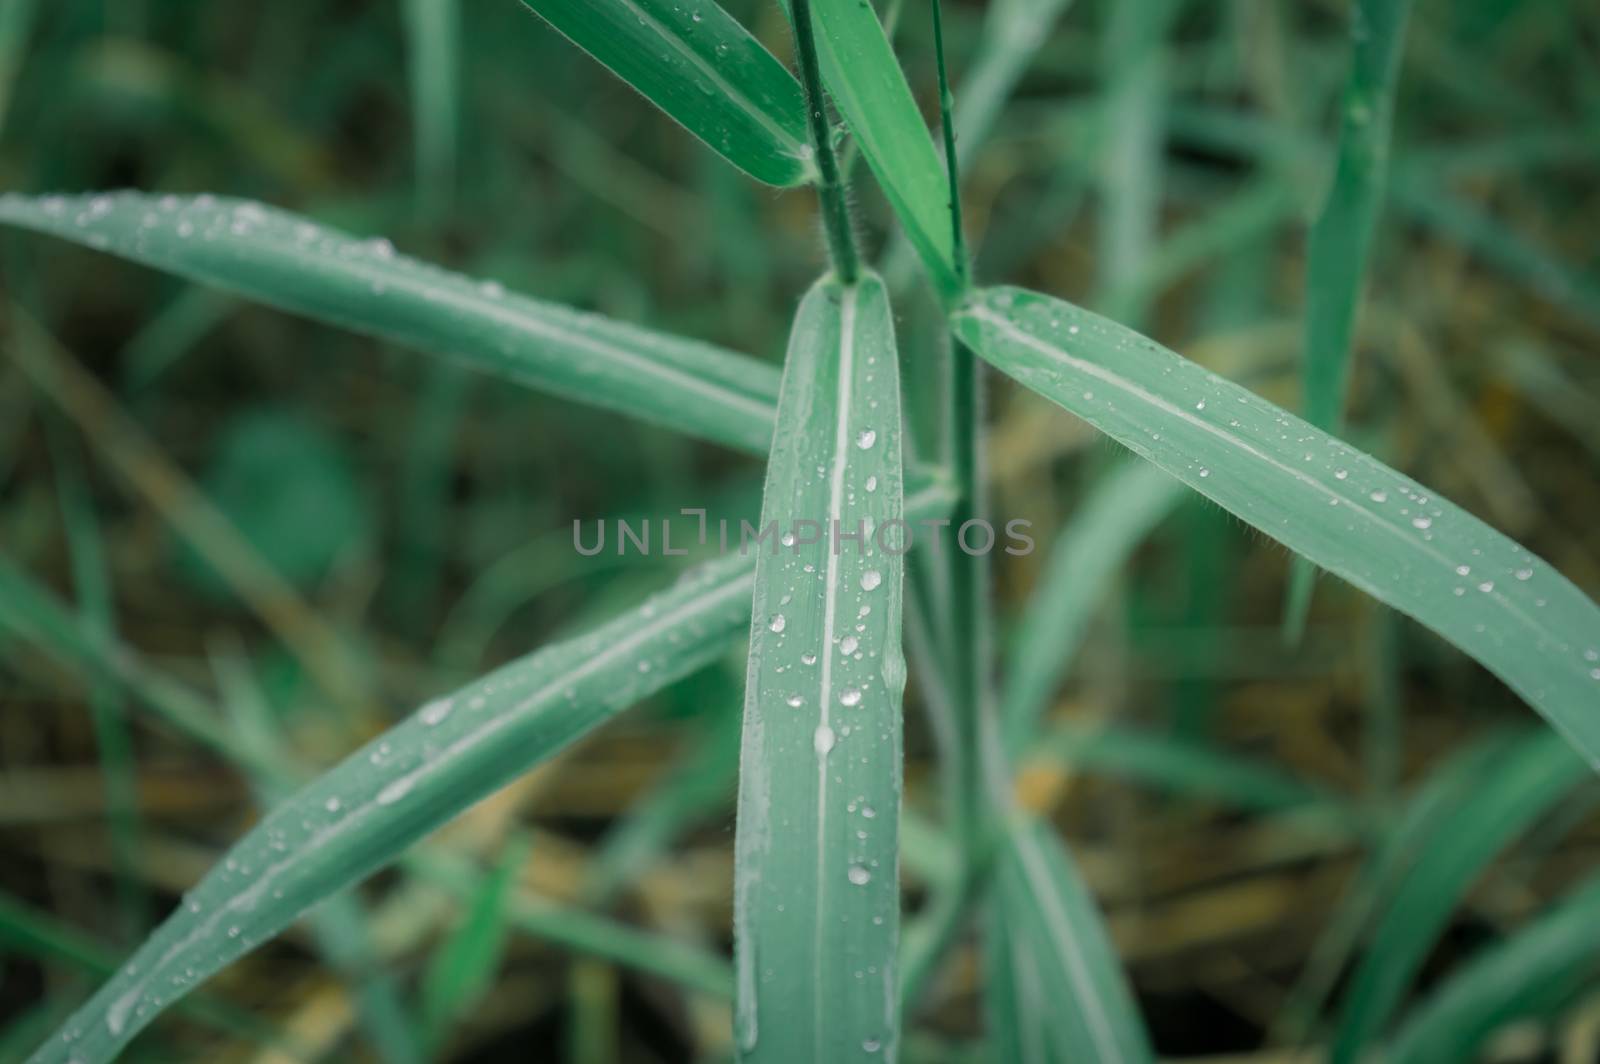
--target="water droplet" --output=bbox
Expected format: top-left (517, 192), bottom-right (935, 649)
top-left (768, 613), bottom-right (787, 633)
top-left (864, 475), bottom-right (878, 493)
top-left (855, 429), bottom-right (877, 450)
top-left (1370, 490), bottom-right (1388, 503)
top-left (420, 698), bottom-right (453, 725)
top-left (787, 694), bottom-right (804, 708)
top-left (377, 778), bottom-right (414, 805)
top-left (814, 725), bottom-right (836, 754)
top-left (860, 570), bottom-right (882, 591)
top-left (1198, 468), bottom-right (1210, 479)
top-left (802, 653), bottom-right (818, 665)
top-left (847, 865), bottom-right (872, 885)
top-left (840, 688), bottom-right (862, 707)
top-left (1515, 568), bottom-right (1533, 581)
top-left (1195, 399), bottom-right (1206, 410)
top-left (1455, 565), bottom-right (1471, 576)
top-left (863, 1038), bottom-right (882, 1053)
top-left (1412, 516), bottom-right (1433, 530)
top-left (323, 797), bottom-right (341, 813)
top-left (1478, 581), bottom-right (1495, 593)
top-left (840, 635), bottom-right (859, 655)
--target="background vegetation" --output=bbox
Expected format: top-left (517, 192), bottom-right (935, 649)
top-left (1, 0), bottom-right (1598, 1060)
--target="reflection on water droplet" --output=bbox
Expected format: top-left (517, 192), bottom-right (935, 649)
top-left (847, 865), bottom-right (871, 885)
top-left (855, 429), bottom-right (877, 450)
top-left (840, 688), bottom-right (862, 707)
top-left (840, 635), bottom-right (859, 655)
top-left (814, 725), bottom-right (835, 754)
top-left (768, 614), bottom-right (787, 633)
top-left (860, 570), bottom-right (882, 591)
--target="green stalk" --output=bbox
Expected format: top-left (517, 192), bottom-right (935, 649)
top-left (930, 0), bottom-right (968, 291)
top-left (791, 0), bottom-right (860, 283)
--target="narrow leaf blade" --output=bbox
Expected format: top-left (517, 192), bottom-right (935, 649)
top-left (996, 818), bottom-right (1154, 1064)
top-left (28, 555), bottom-right (756, 1064)
top-left (0, 192), bottom-right (781, 455)
top-left (1331, 730), bottom-right (1589, 1063)
top-left (954, 286), bottom-right (1600, 767)
top-left (796, 0), bottom-right (960, 296)
top-left (1388, 871), bottom-right (1600, 1064)
top-left (733, 273), bottom-right (907, 1061)
top-left (520, 0), bottom-right (814, 187)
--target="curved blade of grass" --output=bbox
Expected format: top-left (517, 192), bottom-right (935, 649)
top-left (1329, 728), bottom-right (1591, 1063)
top-left (1029, 723), bottom-right (1351, 819)
top-left (985, 892), bottom-right (1059, 1064)
top-left (26, 553), bottom-right (757, 1064)
top-left (733, 273), bottom-right (907, 1062)
top-left (1001, 460), bottom-right (1184, 758)
top-left (785, 0), bottom-right (961, 298)
top-left (1286, 0), bottom-right (1416, 636)
top-left (1272, 733), bottom-right (1516, 1045)
top-left (519, 0), bottom-right (814, 187)
top-left (420, 836), bottom-right (526, 1051)
top-left (19, 466), bottom-right (955, 1064)
top-left (953, 286), bottom-right (1600, 768)
top-left (995, 817), bottom-right (1154, 1064)
top-left (1387, 871), bottom-right (1600, 1064)
top-left (0, 191), bottom-right (781, 455)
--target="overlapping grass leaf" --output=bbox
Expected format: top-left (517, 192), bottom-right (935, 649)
top-left (992, 818), bottom-right (1154, 1064)
top-left (1330, 729), bottom-right (1589, 1063)
top-left (953, 286), bottom-right (1600, 767)
top-left (1001, 459), bottom-right (1183, 757)
top-left (786, 0), bottom-right (961, 297)
top-left (1387, 870), bottom-right (1600, 1063)
top-left (520, 0), bottom-right (813, 187)
top-left (733, 273), bottom-right (907, 1062)
top-left (0, 191), bottom-right (781, 454)
top-left (1287, 0), bottom-right (1416, 632)
top-left (28, 554), bottom-right (757, 1064)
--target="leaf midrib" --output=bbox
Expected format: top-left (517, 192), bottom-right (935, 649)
top-left (960, 303), bottom-right (1568, 668)
top-left (613, 0), bottom-right (808, 162)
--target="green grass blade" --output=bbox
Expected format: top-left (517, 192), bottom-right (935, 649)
top-left (1029, 723), bottom-right (1351, 819)
top-left (1272, 731), bottom-right (1519, 1045)
top-left (995, 817), bottom-right (1154, 1064)
top-left (0, 192), bottom-right (781, 455)
top-left (403, 0), bottom-right (460, 216)
top-left (1286, 0), bottom-right (1416, 635)
top-left (586, 700), bottom-right (743, 904)
top-left (48, 423), bottom-right (148, 936)
top-left (520, 0), bottom-right (814, 187)
top-left (789, 0), bottom-right (961, 298)
top-left (1001, 460), bottom-right (1184, 758)
top-left (985, 894), bottom-right (1059, 1064)
top-left (408, 849), bottom-right (736, 1002)
top-left (26, 555), bottom-right (756, 1064)
top-left (0, 0), bottom-right (40, 139)
top-left (953, 286), bottom-right (1600, 768)
top-left (1300, 0), bottom-right (1414, 434)
top-left (421, 836), bottom-right (526, 1050)
top-left (1387, 871), bottom-right (1600, 1064)
top-left (733, 273), bottom-right (907, 1062)
top-left (1329, 729), bottom-right (1590, 1063)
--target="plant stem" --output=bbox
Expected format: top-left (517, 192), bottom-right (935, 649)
top-left (930, 0), bottom-right (967, 288)
top-left (790, 0), bottom-right (859, 284)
